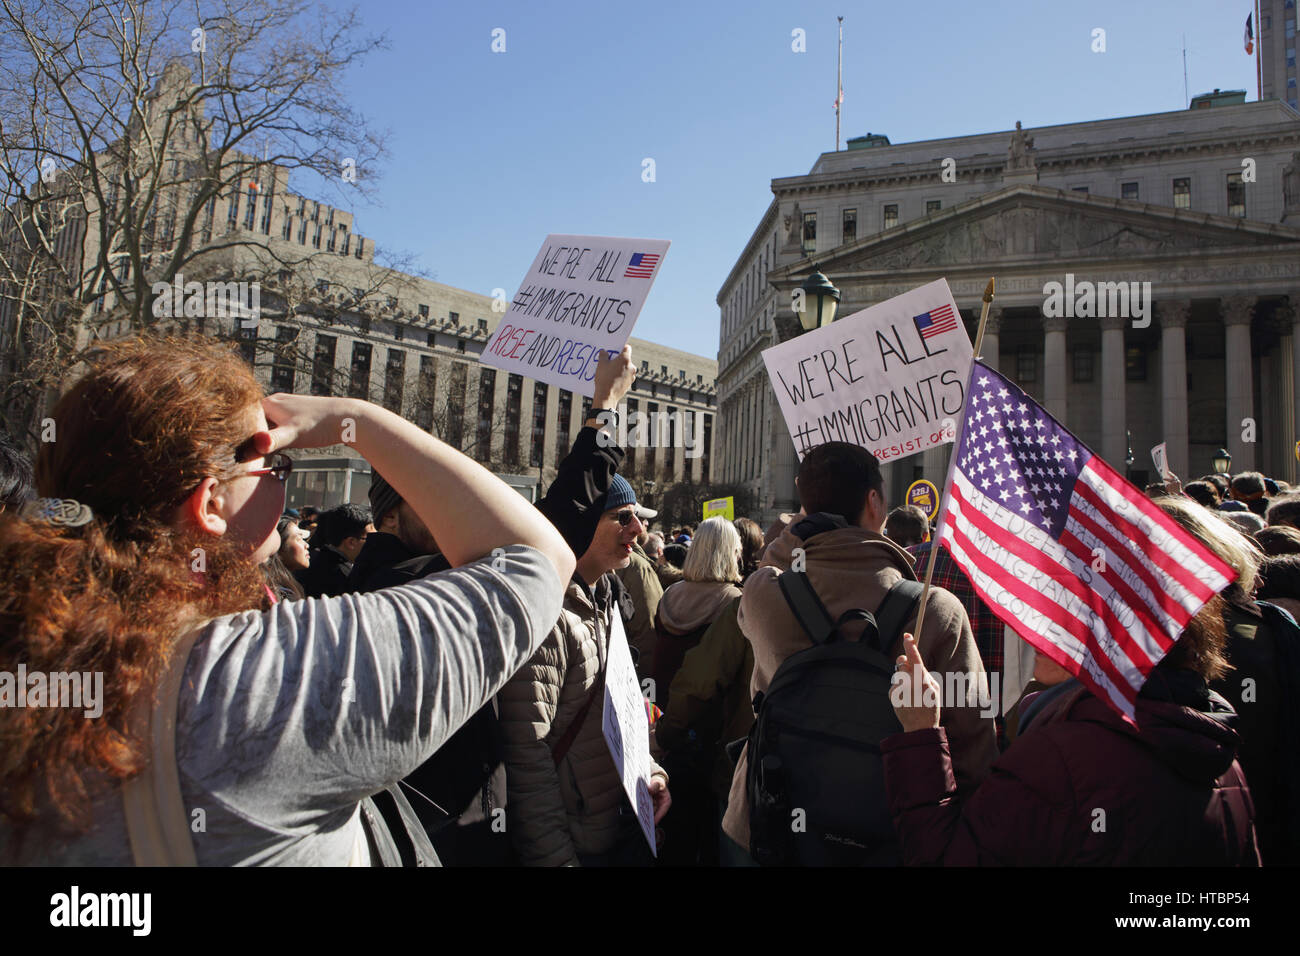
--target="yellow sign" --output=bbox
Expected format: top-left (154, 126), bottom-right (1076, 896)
top-left (703, 496), bottom-right (735, 521)
top-left (906, 480), bottom-right (939, 520)
top-left (1295, 440), bottom-right (1299, 464)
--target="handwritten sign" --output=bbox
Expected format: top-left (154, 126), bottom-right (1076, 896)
top-left (601, 612), bottom-right (656, 855)
top-left (481, 234), bottom-right (669, 397)
top-left (762, 279), bottom-right (972, 463)
top-left (1151, 442), bottom-right (1172, 479)
top-left (703, 496), bottom-right (734, 521)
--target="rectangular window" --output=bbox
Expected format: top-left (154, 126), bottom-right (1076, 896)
top-left (349, 342), bottom-right (372, 400)
top-left (311, 334), bottom-right (336, 395)
top-left (802, 212), bottom-right (816, 254)
top-left (419, 304), bottom-right (429, 320)
top-left (1121, 181), bottom-right (1139, 201)
top-left (701, 414), bottom-right (712, 483)
top-left (359, 315), bottom-right (370, 335)
top-left (316, 278), bottom-right (329, 295)
top-left (326, 227), bottom-right (336, 252)
top-left (447, 363), bottom-right (467, 449)
top-left (665, 406), bottom-right (677, 481)
top-left (449, 311), bottom-right (459, 326)
top-left (476, 368), bottom-right (496, 459)
top-left (1227, 172), bottom-right (1246, 217)
top-left (354, 237), bottom-right (364, 260)
top-left (645, 402), bottom-right (658, 477)
top-left (282, 214), bottom-right (293, 241)
top-left (297, 216), bottom-right (307, 244)
top-left (624, 397), bottom-right (638, 476)
top-left (926, 199), bottom-right (941, 214)
top-left (556, 389), bottom-right (573, 463)
top-left (227, 188), bottom-right (240, 225)
top-left (1072, 186), bottom-right (1089, 194)
top-left (1072, 348), bottom-right (1094, 383)
top-left (1126, 346), bottom-right (1148, 382)
top-left (383, 348), bottom-right (405, 413)
top-left (842, 208), bottom-right (857, 243)
top-left (415, 355), bottom-right (435, 431)
top-left (478, 318), bottom-right (488, 332)
top-left (260, 191), bottom-right (273, 234)
top-left (1173, 177), bottom-right (1191, 209)
top-left (312, 221), bottom-right (322, 248)
top-left (271, 325), bottom-right (298, 392)
top-left (1016, 348), bottom-right (1037, 383)
top-left (340, 226), bottom-right (349, 256)
top-left (531, 382), bottom-right (548, 467)
top-left (504, 373), bottom-right (522, 466)
top-left (883, 204), bottom-right (898, 229)
top-left (456, 338), bottom-right (466, 353)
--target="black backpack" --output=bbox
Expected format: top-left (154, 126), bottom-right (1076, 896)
top-left (745, 572), bottom-right (922, 866)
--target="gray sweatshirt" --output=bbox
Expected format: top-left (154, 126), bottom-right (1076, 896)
top-left (1, 544), bottom-right (563, 866)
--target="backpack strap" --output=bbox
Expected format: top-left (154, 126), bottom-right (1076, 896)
top-left (874, 579), bottom-right (925, 655)
top-left (778, 570), bottom-right (880, 647)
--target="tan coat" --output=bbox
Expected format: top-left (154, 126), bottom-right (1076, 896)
top-left (614, 544), bottom-right (665, 679)
top-left (721, 523), bottom-right (999, 849)
top-left (500, 574), bottom-right (666, 866)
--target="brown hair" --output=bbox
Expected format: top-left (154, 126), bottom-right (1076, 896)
top-left (734, 517), bottom-right (763, 577)
top-left (0, 335), bottom-right (270, 834)
top-left (1159, 595), bottom-right (1231, 682)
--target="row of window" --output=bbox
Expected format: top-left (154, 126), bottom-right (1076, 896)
top-left (261, 329), bottom-right (712, 476)
top-left (795, 171), bottom-right (1253, 258)
top-left (1011, 346), bottom-right (1149, 385)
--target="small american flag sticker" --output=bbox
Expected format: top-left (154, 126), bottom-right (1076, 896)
top-left (624, 252), bottom-right (660, 279)
top-left (913, 304), bottom-right (958, 340)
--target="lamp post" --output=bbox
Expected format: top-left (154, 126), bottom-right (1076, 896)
top-left (1125, 429), bottom-right (1135, 480)
top-left (795, 266), bottom-right (842, 332)
top-left (1213, 448), bottom-right (1232, 475)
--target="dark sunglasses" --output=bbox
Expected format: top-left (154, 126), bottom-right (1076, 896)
top-left (247, 452), bottom-right (294, 483)
top-left (612, 509), bottom-right (638, 526)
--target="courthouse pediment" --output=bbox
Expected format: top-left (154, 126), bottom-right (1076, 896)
top-left (782, 184), bottom-right (1300, 278)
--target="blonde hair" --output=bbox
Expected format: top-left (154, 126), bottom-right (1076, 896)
top-left (682, 516), bottom-right (742, 584)
top-left (1156, 497), bottom-right (1262, 594)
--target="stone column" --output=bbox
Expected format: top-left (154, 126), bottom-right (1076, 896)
top-left (981, 307), bottom-right (1004, 371)
top-left (1099, 314), bottom-right (1128, 470)
top-left (1222, 297), bottom-right (1256, 472)
top-left (1042, 314), bottom-right (1068, 422)
top-left (1158, 301), bottom-right (1191, 479)
top-left (1284, 300), bottom-right (1300, 485)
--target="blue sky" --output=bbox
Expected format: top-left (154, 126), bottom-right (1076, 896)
top-left (313, 0), bottom-right (1258, 359)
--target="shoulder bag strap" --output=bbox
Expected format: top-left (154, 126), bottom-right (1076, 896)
top-left (121, 623), bottom-right (207, 866)
top-left (874, 579), bottom-right (924, 655)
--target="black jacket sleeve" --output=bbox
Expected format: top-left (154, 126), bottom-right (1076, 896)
top-left (536, 425), bottom-right (625, 556)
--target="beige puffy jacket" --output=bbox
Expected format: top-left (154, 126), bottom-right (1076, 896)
top-left (500, 573), bottom-right (666, 866)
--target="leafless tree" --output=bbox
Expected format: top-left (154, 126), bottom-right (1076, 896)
top-left (0, 0), bottom-right (390, 442)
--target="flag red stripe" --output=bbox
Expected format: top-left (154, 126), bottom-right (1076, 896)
top-left (942, 514), bottom-right (1139, 712)
top-left (1082, 456), bottom-right (1233, 592)
top-left (948, 481), bottom-right (1152, 677)
top-left (1062, 501), bottom-right (1194, 643)
top-left (1073, 471), bottom-right (1222, 605)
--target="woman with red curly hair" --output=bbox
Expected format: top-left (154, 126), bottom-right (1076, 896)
top-left (0, 335), bottom-right (573, 865)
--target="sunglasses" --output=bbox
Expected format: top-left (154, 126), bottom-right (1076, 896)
top-left (246, 452), bottom-right (294, 483)
top-left (613, 509), bottom-right (638, 527)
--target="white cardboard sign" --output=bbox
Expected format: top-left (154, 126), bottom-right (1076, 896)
top-left (762, 278), bottom-right (972, 463)
top-left (481, 234), bottom-right (669, 397)
top-left (1151, 442), bottom-right (1172, 479)
top-left (600, 611), bottom-right (656, 855)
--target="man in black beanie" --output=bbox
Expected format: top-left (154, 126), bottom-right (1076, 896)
top-left (348, 471), bottom-right (448, 590)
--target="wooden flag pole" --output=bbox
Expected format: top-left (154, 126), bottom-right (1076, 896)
top-left (910, 277), bottom-right (995, 642)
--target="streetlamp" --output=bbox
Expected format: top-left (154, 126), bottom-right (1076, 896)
top-left (1213, 448), bottom-right (1232, 475)
top-left (1125, 430), bottom-right (1134, 478)
top-left (795, 266), bottom-right (842, 332)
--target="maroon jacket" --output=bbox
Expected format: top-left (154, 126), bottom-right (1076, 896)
top-left (882, 674), bottom-right (1260, 866)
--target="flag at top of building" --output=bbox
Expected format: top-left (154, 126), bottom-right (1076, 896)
top-left (1245, 13), bottom-right (1254, 55)
top-left (932, 360), bottom-right (1236, 721)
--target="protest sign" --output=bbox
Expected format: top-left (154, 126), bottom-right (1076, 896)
top-left (481, 234), bottom-right (670, 397)
top-left (762, 278), bottom-right (971, 462)
top-left (703, 496), bottom-right (734, 521)
top-left (1151, 442), bottom-right (1172, 479)
top-left (906, 479), bottom-right (939, 520)
top-left (601, 611), bottom-right (656, 855)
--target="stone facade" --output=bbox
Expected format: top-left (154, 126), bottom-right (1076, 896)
top-left (718, 100), bottom-right (1300, 524)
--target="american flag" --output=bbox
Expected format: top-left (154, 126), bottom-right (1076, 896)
top-left (624, 252), bottom-right (660, 279)
top-left (934, 360), bottom-right (1235, 720)
top-left (914, 304), bottom-right (958, 340)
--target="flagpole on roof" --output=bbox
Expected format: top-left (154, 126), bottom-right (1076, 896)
top-left (835, 16), bottom-right (843, 151)
top-left (911, 278), bottom-right (996, 641)
top-left (1256, 0), bottom-right (1263, 101)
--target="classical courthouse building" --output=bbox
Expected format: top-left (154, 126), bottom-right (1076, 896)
top-left (717, 93), bottom-right (1300, 524)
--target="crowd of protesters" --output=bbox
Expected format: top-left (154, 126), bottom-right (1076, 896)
top-left (0, 333), bottom-right (1295, 867)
